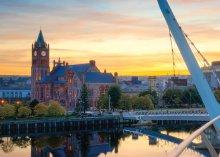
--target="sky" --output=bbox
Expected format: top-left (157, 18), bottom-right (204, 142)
top-left (0, 0), bottom-right (220, 76)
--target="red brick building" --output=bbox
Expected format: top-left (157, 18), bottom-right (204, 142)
top-left (31, 30), bottom-right (118, 110)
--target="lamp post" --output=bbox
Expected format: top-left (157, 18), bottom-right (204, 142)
top-left (125, 94), bottom-right (126, 112)
top-left (109, 95), bottom-right (111, 112)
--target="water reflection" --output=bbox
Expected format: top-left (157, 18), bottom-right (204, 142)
top-left (0, 124), bottom-right (217, 157)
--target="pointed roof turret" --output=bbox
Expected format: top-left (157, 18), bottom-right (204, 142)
top-left (36, 30), bottom-right (45, 47)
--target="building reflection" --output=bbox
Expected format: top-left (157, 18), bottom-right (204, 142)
top-left (31, 131), bottom-right (125, 157)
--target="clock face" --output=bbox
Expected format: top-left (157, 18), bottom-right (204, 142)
top-left (34, 51), bottom-right (37, 56)
top-left (41, 51), bottom-right (46, 56)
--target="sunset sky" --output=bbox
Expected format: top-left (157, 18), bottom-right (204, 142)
top-left (0, 0), bottom-right (220, 76)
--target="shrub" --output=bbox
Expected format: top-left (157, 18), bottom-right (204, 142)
top-left (35, 103), bottom-right (48, 117)
top-left (71, 112), bottom-right (78, 116)
top-left (17, 107), bottom-right (32, 117)
top-left (108, 112), bottom-right (112, 114)
top-left (47, 100), bottom-right (66, 117)
top-left (0, 104), bottom-right (15, 118)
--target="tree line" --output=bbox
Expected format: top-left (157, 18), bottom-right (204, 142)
top-left (96, 85), bottom-right (155, 111)
top-left (0, 100), bottom-right (66, 119)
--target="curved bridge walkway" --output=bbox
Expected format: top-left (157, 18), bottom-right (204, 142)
top-left (123, 109), bottom-right (210, 122)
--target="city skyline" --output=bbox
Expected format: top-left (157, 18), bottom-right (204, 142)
top-left (0, 0), bottom-right (220, 76)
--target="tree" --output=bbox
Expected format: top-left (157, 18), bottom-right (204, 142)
top-left (108, 84), bottom-right (121, 112)
top-left (137, 95), bottom-right (153, 110)
top-left (81, 83), bottom-right (90, 113)
top-left (145, 95), bottom-right (154, 109)
top-left (0, 104), bottom-right (15, 118)
top-left (30, 99), bottom-right (39, 114)
top-left (12, 101), bottom-right (23, 116)
top-left (24, 101), bottom-right (30, 108)
top-left (17, 107), bottom-right (32, 117)
top-left (34, 103), bottom-right (48, 117)
top-left (118, 94), bottom-right (132, 111)
top-left (97, 94), bottom-right (110, 111)
top-left (162, 88), bottom-right (183, 105)
top-left (213, 89), bottom-right (220, 104)
top-left (182, 87), bottom-right (203, 106)
top-left (47, 100), bottom-right (66, 116)
top-left (138, 89), bottom-right (158, 106)
top-left (131, 95), bottom-right (139, 110)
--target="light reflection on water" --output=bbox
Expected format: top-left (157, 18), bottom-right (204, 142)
top-left (0, 125), bottom-right (216, 157)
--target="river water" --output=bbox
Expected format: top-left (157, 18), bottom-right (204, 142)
top-left (0, 123), bottom-right (216, 157)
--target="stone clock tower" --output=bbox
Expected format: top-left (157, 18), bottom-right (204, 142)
top-left (31, 30), bottom-right (50, 100)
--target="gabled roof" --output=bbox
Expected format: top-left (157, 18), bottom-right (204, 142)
top-left (51, 63), bottom-right (90, 77)
top-left (36, 30), bottom-right (45, 47)
top-left (69, 64), bottom-right (90, 72)
top-left (52, 66), bottom-right (66, 77)
top-left (40, 75), bottom-right (58, 83)
top-left (85, 72), bottom-right (114, 83)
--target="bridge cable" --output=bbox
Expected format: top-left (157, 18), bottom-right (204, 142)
top-left (169, 31), bottom-right (201, 106)
top-left (167, 11), bottom-right (220, 104)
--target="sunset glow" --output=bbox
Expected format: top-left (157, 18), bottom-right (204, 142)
top-left (0, 0), bottom-right (219, 76)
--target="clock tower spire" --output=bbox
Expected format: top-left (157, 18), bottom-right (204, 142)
top-left (31, 30), bottom-right (50, 100)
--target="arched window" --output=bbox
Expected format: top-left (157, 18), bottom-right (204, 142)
top-left (46, 87), bottom-right (49, 96)
top-left (99, 86), bottom-right (104, 95)
top-left (41, 69), bottom-right (43, 79)
top-left (105, 86), bottom-right (109, 94)
top-left (90, 99), bottom-right (93, 107)
top-left (45, 70), bottom-right (47, 76)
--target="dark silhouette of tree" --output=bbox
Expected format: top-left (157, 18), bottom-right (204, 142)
top-left (30, 99), bottom-right (39, 114)
top-left (81, 84), bottom-right (90, 113)
top-left (138, 89), bottom-right (158, 106)
top-left (108, 84), bottom-right (121, 112)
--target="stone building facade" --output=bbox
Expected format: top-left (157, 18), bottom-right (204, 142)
top-left (31, 30), bottom-right (118, 110)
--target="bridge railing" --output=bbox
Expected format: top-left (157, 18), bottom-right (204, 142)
top-left (168, 115), bottom-right (220, 157)
top-left (123, 109), bottom-right (209, 117)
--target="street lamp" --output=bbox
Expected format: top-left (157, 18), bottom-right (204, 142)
top-left (17, 101), bottom-right (19, 105)
top-left (1, 100), bottom-right (4, 104)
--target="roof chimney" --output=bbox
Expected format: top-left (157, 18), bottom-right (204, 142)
top-left (104, 69), bottom-right (106, 73)
top-left (89, 60), bottom-right (95, 66)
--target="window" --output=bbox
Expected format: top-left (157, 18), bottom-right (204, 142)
top-left (70, 102), bottom-right (71, 107)
top-left (74, 81), bottom-right (77, 87)
top-left (41, 88), bottom-right (43, 99)
top-left (46, 88), bottom-right (49, 96)
top-left (90, 99), bottom-right (93, 106)
top-left (77, 90), bottom-right (79, 97)
top-left (89, 89), bottom-right (93, 96)
top-left (45, 70), bottom-right (47, 76)
top-left (41, 69), bottom-right (43, 78)
top-left (11, 92), bottom-right (13, 98)
top-left (69, 79), bottom-right (72, 84)
top-left (69, 92), bottom-right (72, 96)
top-left (105, 86), bottom-right (109, 94)
top-left (19, 92), bottom-right (22, 98)
top-left (95, 100), bottom-right (97, 107)
top-left (33, 60), bottom-right (37, 64)
top-left (3, 92), bottom-right (5, 98)
top-left (99, 86), bottom-right (104, 95)
top-left (7, 92), bottom-right (9, 98)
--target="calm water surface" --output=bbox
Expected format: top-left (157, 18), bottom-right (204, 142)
top-left (0, 124), bottom-right (215, 157)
